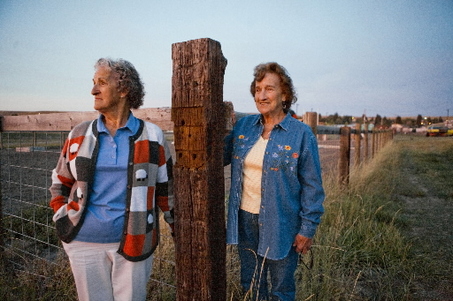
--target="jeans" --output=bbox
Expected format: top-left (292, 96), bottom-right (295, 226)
top-left (238, 209), bottom-right (299, 301)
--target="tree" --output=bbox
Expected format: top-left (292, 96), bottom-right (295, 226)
top-left (344, 115), bottom-right (353, 124)
top-left (396, 116), bottom-right (402, 124)
top-left (382, 117), bottom-right (392, 128)
top-left (374, 114), bottom-right (382, 126)
top-left (416, 115), bottom-right (423, 127)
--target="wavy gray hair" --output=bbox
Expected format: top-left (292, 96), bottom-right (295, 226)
top-left (95, 58), bottom-right (145, 109)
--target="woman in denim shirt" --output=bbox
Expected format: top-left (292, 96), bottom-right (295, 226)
top-left (224, 62), bottom-right (325, 300)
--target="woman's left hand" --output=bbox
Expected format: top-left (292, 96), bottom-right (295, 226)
top-left (293, 234), bottom-right (312, 254)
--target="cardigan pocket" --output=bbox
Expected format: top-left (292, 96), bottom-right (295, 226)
top-left (54, 203), bottom-right (85, 243)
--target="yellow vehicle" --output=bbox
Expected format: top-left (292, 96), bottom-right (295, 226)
top-left (426, 124), bottom-right (453, 137)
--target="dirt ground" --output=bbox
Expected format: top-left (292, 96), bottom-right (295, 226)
top-left (0, 148), bottom-right (60, 211)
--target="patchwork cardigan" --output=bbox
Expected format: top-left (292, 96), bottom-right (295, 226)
top-left (49, 117), bottom-right (174, 262)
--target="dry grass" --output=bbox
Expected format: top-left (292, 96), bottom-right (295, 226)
top-left (2, 134), bottom-right (452, 300)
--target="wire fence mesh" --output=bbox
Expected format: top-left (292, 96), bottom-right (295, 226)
top-left (0, 131), bottom-right (176, 299)
top-left (0, 129), bottom-right (380, 299)
top-left (1, 132), bottom-right (63, 267)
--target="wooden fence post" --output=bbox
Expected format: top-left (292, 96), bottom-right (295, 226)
top-left (371, 129), bottom-right (376, 158)
top-left (364, 122), bottom-right (369, 161)
top-left (171, 38), bottom-right (228, 301)
top-left (376, 130), bottom-right (383, 154)
top-left (304, 112), bottom-right (318, 135)
top-left (339, 126), bottom-right (351, 186)
top-left (354, 123), bottom-right (361, 166)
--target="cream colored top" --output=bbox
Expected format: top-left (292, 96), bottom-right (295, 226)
top-left (241, 136), bottom-right (268, 214)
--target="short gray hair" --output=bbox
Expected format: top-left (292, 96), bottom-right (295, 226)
top-left (95, 58), bottom-right (145, 109)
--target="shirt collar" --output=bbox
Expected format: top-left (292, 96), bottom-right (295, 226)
top-left (255, 112), bottom-right (292, 132)
top-left (97, 112), bottom-right (140, 135)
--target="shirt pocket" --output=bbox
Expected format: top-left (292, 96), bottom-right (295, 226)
top-left (268, 144), bottom-right (300, 174)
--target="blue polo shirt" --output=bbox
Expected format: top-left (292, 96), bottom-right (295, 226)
top-left (75, 113), bottom-right (140, 243)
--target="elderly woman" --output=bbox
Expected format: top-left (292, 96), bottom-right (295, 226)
top-left (49, 58), bottom-right (174, 301)
top-left (224, 62), bottom-right (325, 300)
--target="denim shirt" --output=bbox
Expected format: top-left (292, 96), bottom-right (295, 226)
top-left (224, 113), bottom-right (325, 260)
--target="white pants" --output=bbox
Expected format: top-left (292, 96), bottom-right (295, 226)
top-left (63, 241), bottom-right (153, 301)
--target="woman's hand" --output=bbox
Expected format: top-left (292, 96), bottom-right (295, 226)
top-left (293, 234), bottom-right (312, 254)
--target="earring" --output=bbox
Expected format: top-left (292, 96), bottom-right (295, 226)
top-left (282, 101), bottom-right (287, 109)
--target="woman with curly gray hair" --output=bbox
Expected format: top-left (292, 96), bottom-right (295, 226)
top-left (50, 58), bottom-right (174, 300)
top-left (94, 58), bottom-right (145, 110)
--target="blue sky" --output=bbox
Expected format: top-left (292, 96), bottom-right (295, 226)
top-left (1, 0), bottom-right (452, 118)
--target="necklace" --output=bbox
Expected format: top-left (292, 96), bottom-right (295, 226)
top-left (262, 127), bottom-right (273, 139)
top-left (262, 114), bottom-right (284, 139)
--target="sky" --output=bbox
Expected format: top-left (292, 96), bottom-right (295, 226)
top-left (1, 0), bottom-right (452, 118)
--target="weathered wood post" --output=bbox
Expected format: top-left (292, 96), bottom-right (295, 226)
top-left (354, 123), bottom-right (361, 166)
top-left (378, 131), bottom-right (383, 151)
top-left (364, 121), bottom-right (369, 161)
top-left (378, 130), bottom-right (381, 152)
top-left (371, 128), bottom-right (377, 158)
top-left (339, 126), bottom-right (351, 186)
top-left (304, 112), bottom-right (318, 135)
top-left (171, 38), bottom-right (228, 301)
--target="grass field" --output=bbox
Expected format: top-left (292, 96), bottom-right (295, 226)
top-left (318, 134), bottom-right (453, 300)
top-left (291, 134), bottom-right (453, 300)
top-left (1, 134), bottom-right (452, 300)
